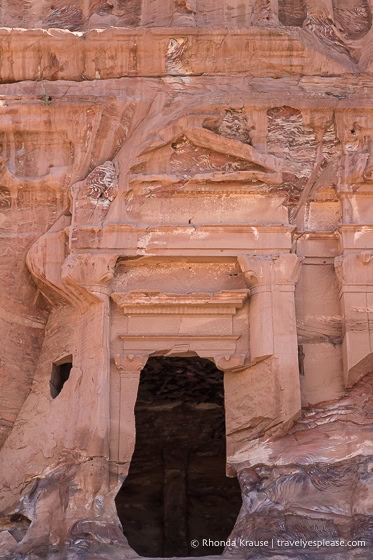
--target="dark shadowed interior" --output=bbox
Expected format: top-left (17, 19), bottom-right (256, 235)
top-left (116, 356), bottom-right (242, 557)
top-left (50, 357), bottom-right (73, 399)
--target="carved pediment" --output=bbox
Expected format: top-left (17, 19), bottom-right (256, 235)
top-left (129, 122), bottom-right (283, 196)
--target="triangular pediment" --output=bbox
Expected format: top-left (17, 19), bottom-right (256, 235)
top-left (129, 121), bottom-right (283, 195)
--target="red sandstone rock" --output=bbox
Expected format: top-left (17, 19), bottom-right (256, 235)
top-left (1, 1), bottom-right (373, 559)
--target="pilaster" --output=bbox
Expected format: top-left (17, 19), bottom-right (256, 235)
top-left (112, 354), bottom-right (149, 467)
top-left (334, 252), bottom-right (373, 387)
top-left (237, 253), bottom-right (303, 429)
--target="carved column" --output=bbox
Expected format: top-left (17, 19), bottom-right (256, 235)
top-left (26, 250), bottom-right (121, 532)
top-left (60, 253), bottom-right (118, 458)
top-left (113, 354), bottom-right (148, 467)
top-left (238, 254), bottom-right (303, 427)
top-left (335, 252), bottom-right (373, 388)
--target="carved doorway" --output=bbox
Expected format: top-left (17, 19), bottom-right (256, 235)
top-left (115, 356), bottom-right (242, 557)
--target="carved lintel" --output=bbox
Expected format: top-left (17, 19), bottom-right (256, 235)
top-left (164, 345), bottom-right (190, 356)
top-left (111, 289), bottom-right (249, 315)
top-left (119, 334), bottom-right (240, 357)
top-left (114, 354), bottom-right (148, 375)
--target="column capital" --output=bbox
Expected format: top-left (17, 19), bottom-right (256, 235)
top-left (238, 253), bottom-right (303, 288)
top-left (114, 354), bottom-right (149, 375)
top-left (334, 252), bottom-right (373, 289)
top-left (61, 252), bottom-right (118, 302)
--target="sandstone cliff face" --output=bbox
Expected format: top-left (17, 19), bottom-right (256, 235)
top-left (1, 1), bottom-right (373, 559)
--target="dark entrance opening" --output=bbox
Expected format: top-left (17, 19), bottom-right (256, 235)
top-left (50, 356), bottom-right (73, 398)
top-left (116, 356), bottom-right (242, 557)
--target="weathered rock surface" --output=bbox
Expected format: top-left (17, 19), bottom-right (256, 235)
top-left (2, 1), bottom-right (373, 559)
top-left (230, 373), bottom-right (373, 558)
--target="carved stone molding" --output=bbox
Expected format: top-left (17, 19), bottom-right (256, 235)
top-left (119, 334), bottom-right (240, 355)
top-left (27, 232), bottom-right (118, 311)
top-left (70, 224), bottom-right (295, 254)
top-left (212, 353), bottom-right (248, 372)
top-left (128, 170), bottom-right (282, 196)
top-left (238, 253), bottom-right (304, 289)
top-left (339, 225), bottom-right (373, 254)
top-left (335, 252), bottom-right (373, 289)
top-left (114, 354), bottom-right (149, 375)
top-left (111, 290), bottom-right (249, 315)
top-left (359, 251), bottom-right (373, 265)
top-left (61, 253), bottom-right (118, 301)
top-left (114, 350), bottom-right (248, 374)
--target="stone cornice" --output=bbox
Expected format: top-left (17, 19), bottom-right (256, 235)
top-left (120, 334), bottom-right (240, 340)
top-left (128, 171), bottom-right (283, 194)
top-left (69, 224), bottom-right (295, 254)
top-left (99, 224), bottom-right (295, 233)
top-left (294, 230), bottom-right (339, 239)
top-left (111, 289), bottom-right (249, 315)
top-left (339, 224), bottom-right (373, 231)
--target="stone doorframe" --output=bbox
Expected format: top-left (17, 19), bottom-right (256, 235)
top-left (108, 253), bottom-right (304, 476)
top-left (109, 285), bottom-right (250, 472)
top-left (110, 348), bottom-right (245, 474)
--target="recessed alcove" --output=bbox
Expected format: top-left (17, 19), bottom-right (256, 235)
top-left (115, 356), bottom-right (242, 557)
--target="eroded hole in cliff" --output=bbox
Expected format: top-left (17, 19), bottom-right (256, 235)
top-left (50, 356), bottom-right (73, 398)
top-left (116, 356), bottom-right (242, 557)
